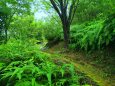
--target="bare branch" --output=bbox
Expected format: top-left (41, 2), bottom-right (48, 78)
top-left (70, 0), bottom-right (79, 24)
top-left (50, 0), bottom-right (61, 17)
top-left (68, 0), bottom-right (79, 24)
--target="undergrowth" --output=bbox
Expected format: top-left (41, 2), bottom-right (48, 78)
top-left (0, 39), bottom-right (94, 86)
top-left (69, 14), bottom-right (115, 51)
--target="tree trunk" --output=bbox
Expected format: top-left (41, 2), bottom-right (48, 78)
top-left (63, 25), bottom-right (70, 48)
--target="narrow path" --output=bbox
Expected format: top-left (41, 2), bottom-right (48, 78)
top-left (44, 43), bottom-right (114, 86)
top-left (54, 55), bottom-right (113, 86)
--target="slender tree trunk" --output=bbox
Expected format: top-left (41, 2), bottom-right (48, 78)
top-left (63, 24), bottom-right (70, 48)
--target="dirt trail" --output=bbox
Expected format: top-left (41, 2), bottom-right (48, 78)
top-left (45, 43), bottom-right (115, 86)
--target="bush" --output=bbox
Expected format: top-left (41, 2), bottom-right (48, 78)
top-left (0, 39), bottom-right (97, 86)
top-left (0, 39), bottom-right (83, 86)
top-left (70, 20), bottom-right (103, 50)
top-left (0, 39), bottom-right (40, 60)
top-left (69, 14), bottom-right (115, 51)
top-left (37, 17), bottom-right (62, 42)
top-left (0, 58), bottom-right (80, 86)
top-left (9, 15), bottom-right (41, 41)
top-left (99, 13), bottom-right (115, 46)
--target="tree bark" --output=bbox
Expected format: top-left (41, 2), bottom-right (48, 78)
top-left (63, 24), bottom-right (70, 48)
top-left (49, 0), bottom-right (79, 48)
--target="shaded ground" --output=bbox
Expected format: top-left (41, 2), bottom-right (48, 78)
top-left (45, 42), bottom-right (115, 86)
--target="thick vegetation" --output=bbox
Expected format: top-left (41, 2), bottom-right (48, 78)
top-left (0, 41), bottom-right (74, 86)
top-left (0, 0), bottom-right (115, 86)
top-left (0, 40), bottom-right (97, 86)
top-left (70, 14), bottom-right (115, 51)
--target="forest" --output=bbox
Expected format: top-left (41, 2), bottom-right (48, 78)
top-left (0, 0), bottom-right (115, 86)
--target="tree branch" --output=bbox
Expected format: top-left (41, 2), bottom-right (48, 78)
top-left (70, 0), bottom-right (79, 24)
top-left (50, 0), bottom-right (61, 18)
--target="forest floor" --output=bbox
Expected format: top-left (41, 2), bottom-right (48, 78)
top-left (45, 42), bottom-right (115, 86)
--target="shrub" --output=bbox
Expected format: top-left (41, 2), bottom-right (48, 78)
top-left (99, 13), bottom-right (115, 47)
top-left (0, 39), bottom-right (41, 60)
top-left (69, 14), bottom-right (115, 51)
top-left (0, 58), bottom-right (80, 86)
top-left (70, 20), bottom-right (103, 50)
top-left (0, 39), bottom-right (97, 86)
top-left (0, 40), bottom-right (79, 86)
top-left (37, 17), bottom-right (62, 42)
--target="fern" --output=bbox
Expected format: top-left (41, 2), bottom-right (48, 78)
top-left (70, 14), bottom-right (115, 51)
top-left (0, 39), bottom-right (97, 86)
top-left (0, 50), bottom-right (80, 86)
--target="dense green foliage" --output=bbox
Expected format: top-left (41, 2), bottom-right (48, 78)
top-left (38, 18), bottom-right (62, 42)
top-left (0, 40), bottom-right (93, 86)
top-left (0, 0), bottom-right (115, 86)
top-left (9, 15), bottom-right (39, 40)
top-left (69, 14), bottom-right (115, 51)
top-left (0, 0), bottom-right (33, 43)
top-left (73, 0), bottom-right (115, 23)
